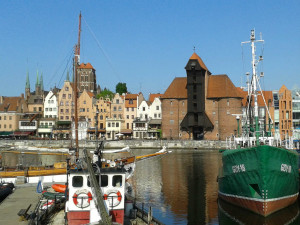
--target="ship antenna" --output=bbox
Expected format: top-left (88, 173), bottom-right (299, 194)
top-left (242, 29), bottom-right (264, 145)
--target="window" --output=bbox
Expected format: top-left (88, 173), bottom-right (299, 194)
top-left (101, 175), bottom-right (108, 187)
top-left (68, 94), bottom-right (71, 99)
top-left (63, 94), bottom-right (66, 99)
top-left (108, 123), bottom-right (111, 127)
top-left (65, 86), bottom-right (69, 91)
top-left (131, 115), bottom-right (134, 119)
top-left (83, 100), bottom-right (86, 104)
top-left (66, 116), bottom-right (69, 120)
top-left (170, 111), bottom-right (173, 115)
top-left (126, 108), bottom-right (129, 112)
top-left (112, 122), bottom-right (115, 127)
top-left (114, 114), bottom-right (117, 118)
top-left (100, 115), bottom-right (103, 120)
top-left (33, 107), bottom-right (37, 112)
top-left (127, 123), bottom-right (129, 129)
top-left (116, 99), bottom-right (119, 104)
top-left (170, 101), bottom-right (173, 106)
top-left (72, 176), bottom-right (83, 187)
top-left (116, 122), bottom-right (119, 127)
top-left (39, 107), bottom-right (42, 111)
top-left (118, 106), bottom-right (122, 111)
top-left (154, 113), bottom-right (157, 118)
top-left (45, 108), bottom-right (48, 111)
top-left (129, 99), bottom-right (133, 104)
top-left (9, 116), bottom-right (12, 120)
top-left (9, 124), bottom-right (12, 128)
top-left (4, 124), bottom-right (6, 128)
top-left (87, 108), bottom-right (89, 112)
top-left (170, 120), bottom-right (174, 125)
top-left (227, 99), bottom-right (230, 106)
top-left (60, 101), bottom-right (64, 106)
top-left (127, 115), bottom-right (129, 119)
top-left (131, 108), bottom-right (134, 111)
top-left (60, 109), bottom-right (64, 113)
top-left (143, 107), bottom-right (145, 111)
top-left (66, 101), bottom-right (69, 106)
top-left (60, 116), bottom-right (63, 120)
top-left (66, 109), bottom-right (69, 113)
top-left (113, 175), bottom-right (122, 187)
top-left (156, 106), bottom-right (159, 110)
top-left (114, 107), bottom-right (117, 111)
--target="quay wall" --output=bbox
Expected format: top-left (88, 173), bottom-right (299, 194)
top-left (0, 139), bottom-right (226, 150)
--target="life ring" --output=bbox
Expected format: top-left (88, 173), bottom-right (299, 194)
top-left (73, 189), bottom-right (92, 208)
top-left (103, 190), bottom-right (122, 207)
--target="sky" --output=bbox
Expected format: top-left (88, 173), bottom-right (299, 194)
top-left (1, 1), bottom-right (300, 99)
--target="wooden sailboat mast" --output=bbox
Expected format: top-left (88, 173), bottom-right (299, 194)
top-left (74, 12), bottom-right (81, 159)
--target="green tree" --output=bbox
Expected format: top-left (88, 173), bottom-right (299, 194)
top-left (115, 82), bottom-right (127, 95)
top-left (96, 88), bottom-right (114, 100)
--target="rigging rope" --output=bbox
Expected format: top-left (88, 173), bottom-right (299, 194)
top-left (82, 16), bottom-right (122, 82)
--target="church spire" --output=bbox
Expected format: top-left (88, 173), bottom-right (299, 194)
top-left (25, 70), bottom-right (30, 89)
top-left (35, 70), bottom-right (39, 87)
top-left (40, 72), bottom-right (44, 91)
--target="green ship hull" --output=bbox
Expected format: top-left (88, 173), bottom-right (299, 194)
top-left (218, 145), bottom-right (299, 216)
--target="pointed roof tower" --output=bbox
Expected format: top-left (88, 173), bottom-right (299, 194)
top-left (40, 72), bottom-right (44, 91)
top-left (189, 52), bottom-right (208, 71)
top-left (25, 70), bottom-right (30, 89)
top-left (35, 70), bottom-right (39, 88)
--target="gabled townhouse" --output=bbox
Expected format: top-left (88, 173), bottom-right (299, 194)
top-left (0, 95), bottom-right (29, 138)
top-left (37, 89), bottom-right (60, 138)
top-left (278, 85), bottom-right (293, 140)
top-left (148, 94), bottom-right (163, 139)
top-left (133, 94), bottom-right (163, 139)
top-left (54, 78), bottom-right (74, 139)
top-left (94, 97), bottom-right (111, 138)
top-left (133, 100), bottom-right (149, 139)
top-left (123, 93), bottom-right (144, 138)
top-left (77, 90), bottom-right (94, 139)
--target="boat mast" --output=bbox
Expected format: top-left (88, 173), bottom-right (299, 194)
top-left (74, 12), bottom-right (81, 159)
top-left (242, 30), bottom-right (264, 145)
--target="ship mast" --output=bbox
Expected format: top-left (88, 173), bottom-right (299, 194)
top-left (242, 30), bottom-right (264, 145)
top-left (74, 12), bottom-right (81, 159)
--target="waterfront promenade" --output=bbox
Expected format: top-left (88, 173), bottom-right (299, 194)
top-left (0, 139), bottom-right (227, 150)
top-left (0, 184), bottom-right (40, 225)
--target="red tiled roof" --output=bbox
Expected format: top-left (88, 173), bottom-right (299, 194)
top-left (87, 91), bottom-right (94, 98)
top-left (0, 96), bottom-right (23, 112)
top-left (241, 90), bottom-right (273, 107)
top-left (161, 77), bottom-right (187, 99)
top-left (78, 63), bottom-right (94, 69)
top-left (206, 75), bottom-right (243, 99)
top-left (125, 94), bottom-right (138, 99)
top-left (149, 94), bottom-right (163, 103)
top-left (189, 52), bottom-right (208, 71)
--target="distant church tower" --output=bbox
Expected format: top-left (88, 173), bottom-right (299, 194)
top-left (76, 63), bottom-right (97, 93)
top-left (25, 70), bottom-right (30, 100)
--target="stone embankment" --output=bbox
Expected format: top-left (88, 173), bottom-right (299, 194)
top-left (0, 139), bottom-right (226, 150)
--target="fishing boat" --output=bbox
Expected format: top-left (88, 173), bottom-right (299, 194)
top-left (0, 182), bottom-right (14, 202)
top-left (218, 30), bottom-right (299, 217)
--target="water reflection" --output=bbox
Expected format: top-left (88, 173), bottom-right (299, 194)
top-left (218, 198), bottom-right (300, 225)
top-left (128, 149), bottom-right (220, 225)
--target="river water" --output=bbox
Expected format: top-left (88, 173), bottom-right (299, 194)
top-left (124, 149), bottom-right (300, 225)
top-left (1, 148), bottom-right (299, 224)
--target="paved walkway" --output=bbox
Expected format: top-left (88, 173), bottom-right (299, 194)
top-left (0, 184), bottom-right (41, 225)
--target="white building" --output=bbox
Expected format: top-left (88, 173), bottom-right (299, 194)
top-left (72, 119), bottom-right (89, 140)
top-left (106, 118), bottom-right (123, 140)
top-left (44, 90), bottom-right (58, 119)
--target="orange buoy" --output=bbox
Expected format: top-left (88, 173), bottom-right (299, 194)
top-left (52, 184), bottom-right (67, 193)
